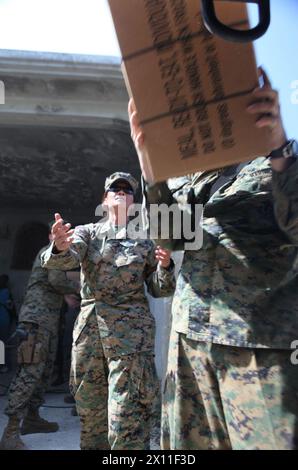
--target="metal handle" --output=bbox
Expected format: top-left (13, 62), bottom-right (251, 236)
top-left (201, 0), bottom-right (270, 43)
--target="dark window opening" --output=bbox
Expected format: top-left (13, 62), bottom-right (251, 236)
top-left (11, 222), bottom-right (49, 270)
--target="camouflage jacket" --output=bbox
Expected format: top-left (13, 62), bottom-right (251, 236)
top-left (145, 157), bottom-right (298, 349)
top-left (41, 221), bottom-right (176, 357)
top-left (19, 246), bottom-right (79, 333)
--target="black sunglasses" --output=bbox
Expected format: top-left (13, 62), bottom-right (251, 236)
top-left (107, 186), bottom-right (134, 195)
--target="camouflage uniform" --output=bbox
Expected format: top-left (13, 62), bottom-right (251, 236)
top-left (41, 221), bottom-right (176, 450)
top-left (145, 157), bottom-right (298, 450)
top-left (5, 246), bottom-right (78, 419)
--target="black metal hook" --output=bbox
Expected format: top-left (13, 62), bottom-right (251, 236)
top-left (201, 0), bottom-right (270, 43)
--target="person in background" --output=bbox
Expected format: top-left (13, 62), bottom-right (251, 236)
top-left (0, 223), bottom-right (79, 450)
top-left (0, 274), bottom-right (16, 373)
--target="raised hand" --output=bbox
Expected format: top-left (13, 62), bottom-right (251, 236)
top-left (51, 213), bottom-right (74, 252)
top-left (128, 98), bottom-right (152, 183)
top-left (155, 246), bottom-right (172, 269)
top-left (247, 67), bottom-right (287, 151)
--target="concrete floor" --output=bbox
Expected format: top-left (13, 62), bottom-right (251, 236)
top-left (0, 372), bottom-right (160, 450)
top-left (0, 382), bottom-right (81, 450)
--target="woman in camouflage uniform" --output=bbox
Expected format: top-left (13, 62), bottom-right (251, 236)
top-left (42, 172), bottom-right (176, 450)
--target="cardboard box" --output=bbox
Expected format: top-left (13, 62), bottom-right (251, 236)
top-left (109, 0), bottom-right (272, 182)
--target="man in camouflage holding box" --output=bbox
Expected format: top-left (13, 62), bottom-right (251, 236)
top-left (42, 172), bottom-right (176, 450)
top-left (0, 223), bottom-right (79, 450)
top-left (129, 68), bottom-right (298, 450)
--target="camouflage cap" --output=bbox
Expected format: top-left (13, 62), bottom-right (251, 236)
top-left (104, 172), bottom-right (139, 194)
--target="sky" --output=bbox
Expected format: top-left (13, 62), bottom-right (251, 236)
top-left (248, 0), bottom-right (298, 140)
top-left (0, 0), bottom-right (297, 137)
top-left (0, 0), bottom-right (120, 56)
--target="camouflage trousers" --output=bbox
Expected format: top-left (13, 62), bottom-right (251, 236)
top-left (70, 310), bottom-right (159, 450)
top-left (5, 323), bottom-right (58, 419)
top-left (162, 331), bottom-right (298, 450)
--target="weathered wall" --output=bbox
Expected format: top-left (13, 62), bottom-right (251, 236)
top-left (0, 51), bottom-right (176, 379)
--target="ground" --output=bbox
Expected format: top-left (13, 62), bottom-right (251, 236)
top-left (0, 372), bottom-right (160, 450)
top-left (0, 373), bottom-right (80, 450)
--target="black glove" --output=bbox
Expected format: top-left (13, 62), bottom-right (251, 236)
top-left (7, 326), bottom-right (29, 346)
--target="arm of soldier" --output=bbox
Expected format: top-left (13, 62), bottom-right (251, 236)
top-left (41, 214), bottom-right (91, 270)
top-left (129, 99), bottom-right (194, 251)
top-left (144, 176), bottom-right (198, 251)
top-left (271, 160), bottom-right (298, 244)
top-left (247, 68), bottom-right (298, 244)
top-left (144, 244), bottom-right (176, 298)
top-left (47, 270), bottom-right (80, 295)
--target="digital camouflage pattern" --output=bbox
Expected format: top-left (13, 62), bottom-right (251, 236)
top-left (19, 246), bottom-right (79, 334)
top-left (42, 221), bottom-right (176, 357)
top-left (5, 247), bottom-right (78, 419)
top-left (5, 323), bottom-right (58, 419)
top-left (145, 157), bottom-right (298, 450)
top-left (162, 331), bottom-right (298, 450)
top-left (71, 309), bottom-right (158, 450)
top-left (41, 221), bottom-right (175, 449)
top-left (104, 171), bottom-right (139, 194)
top-left (145, 157), bottom-right (298, 349)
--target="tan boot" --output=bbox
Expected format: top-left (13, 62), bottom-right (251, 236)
top-left (21, 408), bottom-right (59, 435)
top-left (0, 416), bottom-right (27, 450)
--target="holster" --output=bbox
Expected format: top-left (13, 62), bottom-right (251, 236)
top-left (17, 332), bottom-right (43, 364)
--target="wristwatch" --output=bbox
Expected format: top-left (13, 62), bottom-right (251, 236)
top-left (268, 139), bottom-right (298, 159)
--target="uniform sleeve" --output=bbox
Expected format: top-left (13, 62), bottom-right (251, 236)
top-left (47, 270), bottom-right (79, 295)
top-left (41, 224), bottom-right (91, 270)
top-left (143, 243), bottom-right (176, 298)
top-left (272, 159), bottom-right (298, 245)
top-left (144, 176), bottom-right (197, 251)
